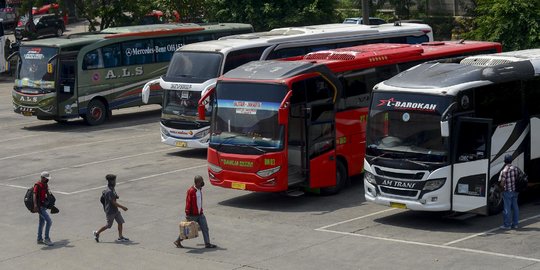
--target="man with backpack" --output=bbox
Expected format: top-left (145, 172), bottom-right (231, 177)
top-left (34, 171), bottom-right (54, 246)
top-left (93, 174), bottom-right (130, 242)
top-left (499, 154), bottom-right (524, 230)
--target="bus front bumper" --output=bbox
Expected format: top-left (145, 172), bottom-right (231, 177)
top-left (208, 169), bottom-right (287, 192)
top-left (364, 181), bottom-right (451, 212)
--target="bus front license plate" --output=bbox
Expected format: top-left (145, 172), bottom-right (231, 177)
top-left (390, 202), bottom-right (406, 209)
top-left (176, 141), bottom-right (187, 147)
top-left (231, 182), bottom-right (246, 190)
top-left (21, 111), bottom-right (33, 116)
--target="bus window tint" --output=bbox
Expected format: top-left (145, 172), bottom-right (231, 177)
top-left (122, 39), bottom-right (154, 65)
top-left (83, 49), bottom-right (102, 70)
top-left (166, 52), bottom-right (222, 81)
top-left (307, 44), bottom-right (335, 53)
top-left (185, 34), bottom-right (213, 44)
top-left (102, 44), bottom-right (121, 68)
top-left (223, 47), bottom-right (268, 73)
top-left (267, 47), bottom-right (305, 60)
top-left (154, 37), bottom-right (183, 62)
top-left (474, 81), bottom-right (523, 125)
top-left (524, 78), bottom-right (540, 116)
top-left (406, 35), bottom-right (429, 44)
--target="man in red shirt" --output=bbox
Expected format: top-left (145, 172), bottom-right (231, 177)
top-left (33, 171), bottom-right (53, 246)
top-left (174, 175), bottom-right (217, 248)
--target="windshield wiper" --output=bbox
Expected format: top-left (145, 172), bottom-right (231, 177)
top-left (403, 158), bottom-right (429, 169)
top-left (213, 134), bottom-right (243, 151)
top-left (239, 144), bottom-right (266, 154)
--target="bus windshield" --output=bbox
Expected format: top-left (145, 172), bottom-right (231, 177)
top-left (210, 82), bottom-right (287, 150)
top-left (164, 51), bottom-right (222, 83)
top-left (17, 47), bottom-right (58, 90)
top-left (163, 89), bottom-right (206, 118)
top-left (366, 92), bottom-right (452, 163)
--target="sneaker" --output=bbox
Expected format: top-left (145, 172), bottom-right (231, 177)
top-left (500, 226), bottom-right (511, 230)
top-left (43, 239), bottom-right (54, 246)
top-left (93, 231), bottom-right (99, 242)
top-left (511, 225), bottom-right (519, 230)
top-left (37, 239), bottom-right (44, 245)
top-left (205, 243), bottom-right (217, 248)
top-left (173, 240), bottom-right (183, 248)
top-left (117, 236), bottom-right (130, 242)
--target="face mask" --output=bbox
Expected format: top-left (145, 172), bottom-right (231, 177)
top-left (43, 178), bottom-right (49, 183)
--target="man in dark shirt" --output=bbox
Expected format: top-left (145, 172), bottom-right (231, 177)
top-left (93, 174), bottom-right (129, 242)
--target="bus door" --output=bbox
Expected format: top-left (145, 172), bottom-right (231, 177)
top-left (56, 55), bottom-right (77, 117)
top-left (451, 117), bottom-right (492, 214)
top-left (303, 76), bottom-right (337, 188)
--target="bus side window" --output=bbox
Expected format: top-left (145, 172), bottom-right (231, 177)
top-left (122, 39), bottom-right (154, 66)
top-left (406, 35), bottom-right (429, 44)
top-left (475, 81), bottom-right (523, 125)
top-left (267, 47), bottom-right (305, 60)
top-left (83, 49), bottom-right (103, 70)
top-left (102, 44), bottom-right (121, 68)
top-left (307, 44), bottom-right (335, 53)
top-left (524, 78), bottom-right (540, 116)
top-left (154, 37), bottom-right (183, 62)
top-left (223, 46), bottom-right (268, 73)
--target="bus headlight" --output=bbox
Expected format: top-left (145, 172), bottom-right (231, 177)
top-left (208, 162), bottom-right (223, 173)
top-left (257, 166), bottom-right (281, 178)
top-left (194, 129), bottom-right (209, 139)
top-left (423, 178), bottom-right (445, 191)
top-left (161, 126), bottom-right (170, 137)
top-left (364, 171), bottom-right (376, 185)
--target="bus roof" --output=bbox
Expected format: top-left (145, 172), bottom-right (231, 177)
top-left (19, 23), bottom-right (253, 48)
top-left (460, 48), bottom-right (540, 66)
top-left (378, 49), bottom-right (540, 96)
top-left (221, 41), bottom-right (501, 81)
top-left (178, 23), bottom-right (432, 53)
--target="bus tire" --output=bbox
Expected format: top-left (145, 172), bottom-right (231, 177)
top-left (487, 180), bottom-right (503, 215)
top-left (56, 28), bottom-right (63, 37)
top-left (321, 161), bottom-right (348, 195)
top-left (84, 99), bottom-right (107, 126)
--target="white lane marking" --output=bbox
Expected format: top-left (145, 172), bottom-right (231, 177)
top-left (67, 164), bottom-right (207, 194)
top-left (0, 134), bottom-right (41, 143)
top-left (0, 120), bottom-right (44, 127)
top-left (443, 213), bottom-right (540, 246)
top-left (317, 208), bottom-right (397, 230)
top-left (0, 148), bottom-right (172, 182)
top-left (0, 134), bottom-right (151, 161)
top-left (316, 228), bottom-right (540, 263)
top-left (0, 164), bottom-right (207, 195)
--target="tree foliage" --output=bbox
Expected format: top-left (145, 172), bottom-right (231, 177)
top-left (205, 0), bottom-right (338, 31)
top-left (463, 0), bottom-right (540, 51)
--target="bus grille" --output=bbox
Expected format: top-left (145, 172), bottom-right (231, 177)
top-left (380, 186), bottom-right (418, 197)
top-left (375, 168), bottom-right (424, 180)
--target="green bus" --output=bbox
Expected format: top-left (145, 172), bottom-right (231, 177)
top-left (11, 23), bottom-right (253, 125)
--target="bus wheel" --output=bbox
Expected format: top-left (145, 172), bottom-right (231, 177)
top-left (321, 161), bottom-right (348, 195)
top-left (85, 99), bottom-right (107, 126)
top-left (488, 182), bottom-right (503, 215)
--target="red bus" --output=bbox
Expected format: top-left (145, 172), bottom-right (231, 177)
top-left (202, 41), bottom-right (502, 194)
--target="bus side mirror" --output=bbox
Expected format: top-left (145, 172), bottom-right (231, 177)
top-left (198, 86), bottom-right (216, 120)
top-left (440, 120), bottom-right (449, 137)
top-left (141, 79), bottom-right (160, 104)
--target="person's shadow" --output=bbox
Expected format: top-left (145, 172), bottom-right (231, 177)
top-left (41, 239), bottom-right (74, 250)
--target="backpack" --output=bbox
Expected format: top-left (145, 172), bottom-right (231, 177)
top-left (516, 168), bottom-right (528, 192)
top-left (24, 185), bottom-right (36, 212)
top-left (100, 190), bottom-right (106, 206)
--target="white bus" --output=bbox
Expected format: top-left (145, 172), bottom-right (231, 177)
top-left (142, 22), bottom-right (434, 148)
top-left (364, 49), bottom-right (540, 215)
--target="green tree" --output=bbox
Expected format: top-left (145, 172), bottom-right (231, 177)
top-left (205, 0), bottom-right (338, 31)
top-left (464, 0), bottom-right (540, 51)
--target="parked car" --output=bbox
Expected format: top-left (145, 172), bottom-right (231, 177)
top-left (342, 17), bottom-right (387, 25)
top-left (0, 10), bottom-right (18, 31)
top-left (15, 14), bottom-right (65, 41)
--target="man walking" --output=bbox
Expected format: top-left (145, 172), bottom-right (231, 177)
top-left (34, 171), bottom-right (53, 246)
top-left (174, 175), bottom-right (217, 249)
top-left (93, 174), bottom-right (130, 242)
top-left (499, 154), bottom-right (520, 230)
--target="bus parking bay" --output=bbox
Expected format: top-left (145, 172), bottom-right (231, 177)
top-left (2, 80), bottom-right (540, 269)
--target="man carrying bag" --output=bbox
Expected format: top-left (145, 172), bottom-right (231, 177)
top-left (174, 175), bottom-right (217, 249)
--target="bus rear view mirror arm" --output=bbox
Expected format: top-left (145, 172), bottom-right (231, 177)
top-left (440, 102), bottom-right (456, 137)
top-left (141, 79), bottom-right (160, 104)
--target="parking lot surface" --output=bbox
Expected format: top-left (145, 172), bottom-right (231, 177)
top-left (1, 75), bottom-right (540, 270)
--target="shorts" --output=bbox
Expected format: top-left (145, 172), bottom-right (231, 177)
top-left (106, 212), bottom-right (125, 228)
